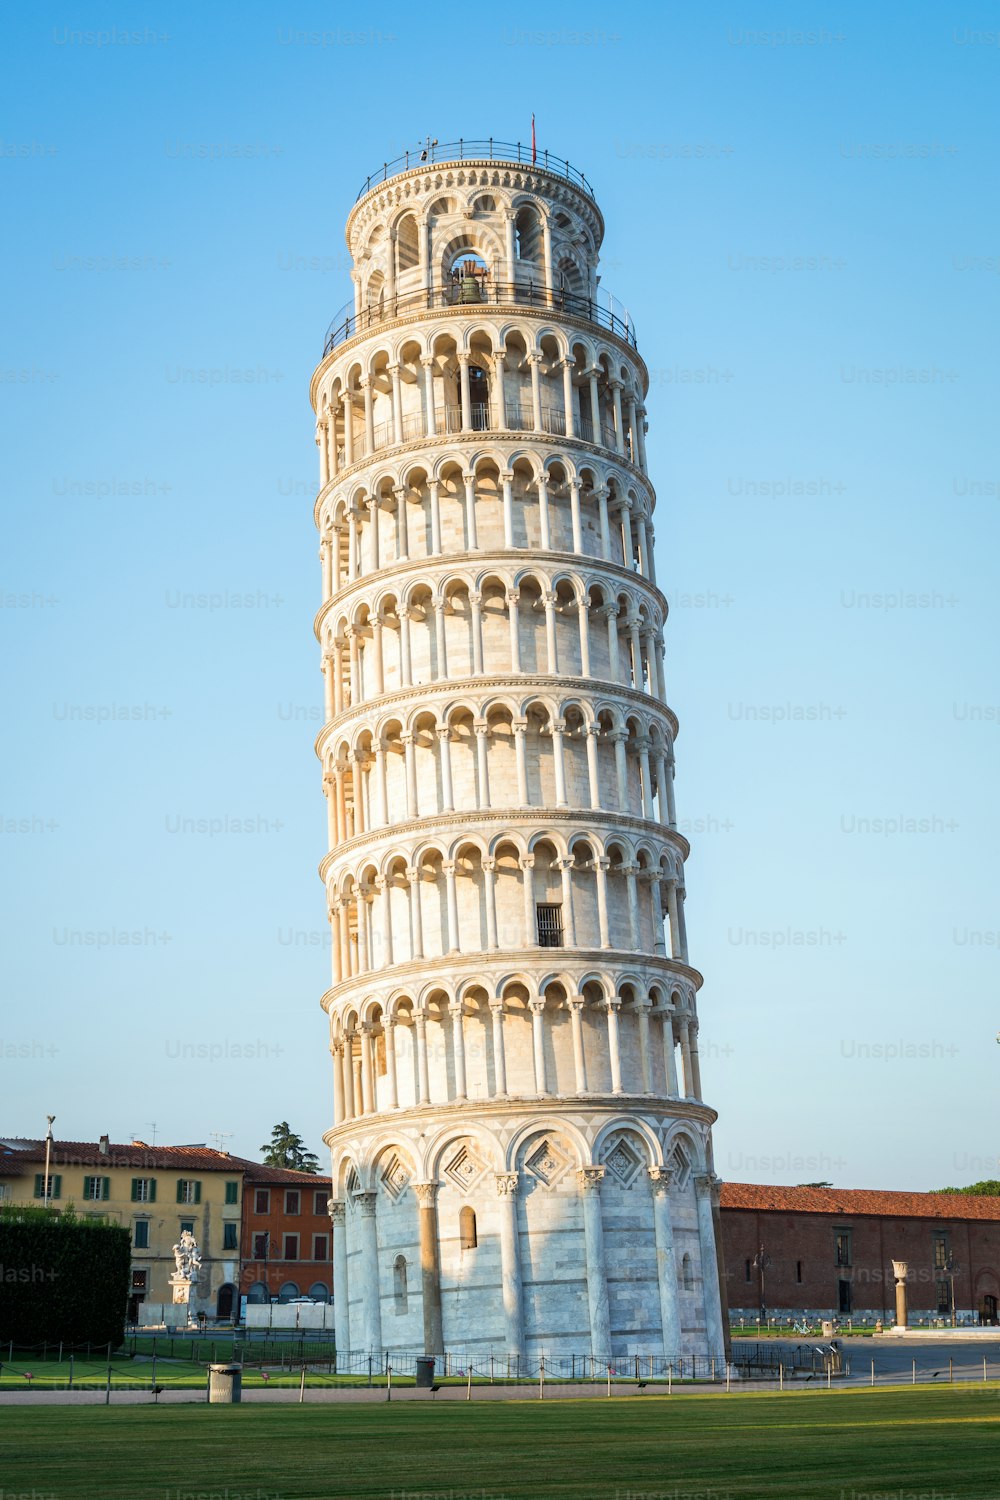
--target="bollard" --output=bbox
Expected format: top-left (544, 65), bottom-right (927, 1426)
top-left (387, 1364), bottom-right (392, 1403)
top-left (105, 1367), bottom-right (112, 1406)
top-left (299, 1366), bottom-right (306, 1403)
top-left (779, 1364), bottom-right (783, 1391)
top-left (912, 1359), bottom-right (916, 1385)
top-left (668, 1363), bottom-right (672, 1396)
top-left (467, 1366), bottom-right (472, 1402)
top-left (871, 1359), bottom-right (875, 1387)
top-left (606, 1363), bottom-right (611, 1399)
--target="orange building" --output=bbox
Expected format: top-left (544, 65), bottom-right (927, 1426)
top-left (240, 1164), bottom-right (333, 1306)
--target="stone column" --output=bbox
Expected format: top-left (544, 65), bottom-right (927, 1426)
top-left (577, 594), bottom-right (591, 676)
top-left (407, 865), bottom-right (424, 959)
top-left (492, 350), bottom-right (507, 428)
top-left (482, 857), bottom-right (499, 950)
top-left (551, 720), bottom-right (567, 808)
top-left (393, 485), bottom-right (409, 562)
top-left (513, 719), bottom-right (529, 805)
top-left (389, 363), bottom-right (403, 444)
top-left (355, 1192), bottom-right (382, 1353)
top-left (635, 998), bottom-right (652, 1092)
top-left (562, 360), bottom-right (576, 439)
top-left (587, 369), bottom-right (601, 440)
top-left (520, 853), bottom-right (536, 943)
top-left (662, 1012), bottom-right (679, 1096)
top-left (537, 474), bottom-right (551, 550)
top-left (568, 996), bottom-right (588, 1092)
top-left (596, 486), bottom-right (611, 559)
top-left (892, 1261), bottom-right (909, 1328)
top-left (605, 604), bottom-right (620, 680)
top-left (437, 727), bottom-right (455, 812)
top-left (474, 719), bottom-right (491, 809)
top-left (449, 1001), bottom-right (467, 1100)
top-left (647, 1169), bottom-right (681, 1359)
top-left (501, 469), bottom-right (515, 547)
top-left (331, 1042), bottom-right (344, 1123)
top-left (375, 744), bottom-right (389, 827)
top-left (470, 592), bottom-right (484, 676)
top-left (399, 606), bottom-right (413, 687)
top-left (490, 999), bottom-right (508, 1094)
top-left (625, 864), bottom-right (641, 949)
top-left (462, 470), bottom-right (479, 550)
top-left (428, 480), bottom-right (442, 553)
top-left (594, 857), bottom-right (611, 948)
top-left (359, 1023), bottom-right (376, 1114)
top-left (342, 1034), bottom-right (355, 1118)
top-left (637, 738), bottom-right (654, 820)
top-left (402, 733), bottom-right (417, 818)
top-left (361, 378), bottom-right (375, 454)
top-left (433, 593), bottom-right (448, 680)
top-left (342, 392), bottom-right (354, 467)
top-left (529, 999), bottom-right (548, 1094)
top-left (579, 1167), bottom-right (611, 1358)
top-left (421, 356), bottom-right (436, 436)
top-left (330, 1200), bottom-right (350, 1358)
top-left (384, 1017), bottom-right (398, 1109)
top-left (415, 1183), bottom-right (444, 1355)
top-left (610, 379), bottom-right (625, 455)
top-left (507, 591), bottom-right (521, 672)
top-left (542, 590), bottom-right (558, 673)
top-left (606, 999), bottom-right (624, 1094)
top-left (695, 1174), bottom-right (727, 1363)
top-left (375, 875), bottom-right (393, 965)
top-left (443, 860), bottom-right (460, 953)
top-left (585, 724), bottom-right (601, 809)
top-left (528, 353), bottom-right (543, 431)
top-left (557, 856), bottom-right (576, 943)
top-left (458, 352), bottom-right (472, 431)
top-left (415, 1011), bottom-right (431, 1104)
top-left (495, 1173), bottom-right (524, 1359)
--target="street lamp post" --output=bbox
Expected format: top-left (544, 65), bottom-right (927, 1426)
top-left (752, 1245), bottom-right (772, 1324)
top-left (42, 1115), bottom-right (55, 1209)
top-left (944, 1255), bottom-right (960, 1327)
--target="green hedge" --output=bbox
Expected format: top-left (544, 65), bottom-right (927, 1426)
top-left (0, 1208), bottom-right (130, 1347)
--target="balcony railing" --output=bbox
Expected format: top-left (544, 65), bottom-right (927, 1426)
top-left (335, 402), bottom-right (630, 470)
top-left (323, 279), bottom-right (636, 357)
top-left (355, 138), bottom-right (595, 202)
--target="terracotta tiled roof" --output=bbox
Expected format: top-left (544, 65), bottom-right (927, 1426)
top-left (720, 1182), bottom-right (1000, 1222)
top-left (0, 1137), bottom-right (329, 1184)
top-left (242, 1162), bottom-right (331, 1186)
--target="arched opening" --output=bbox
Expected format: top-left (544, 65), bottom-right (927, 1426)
top-left (246, 1281), bottom-right (268, 1305)
top-left (681, 1254), bottom-right (694, 1292)
top-left (459, 1205), bottom-right (478, 1251)
top-left (278, 1281), bottom-right (300, 1301)
top-left (308, 1282), bottom-right (330, 1303)
top-left (216, 1282), bottom-right (235, 1320)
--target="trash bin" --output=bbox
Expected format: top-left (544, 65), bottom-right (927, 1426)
top-left (821, 1320), bottom-right (834, 1338)
top-left (415, 1356), bottom-right (435, 1388)
top-left (208, 1363), bottom-right (243, 1403)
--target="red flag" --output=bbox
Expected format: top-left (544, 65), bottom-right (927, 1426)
top-left (531, 114), bottom-right (537, 164)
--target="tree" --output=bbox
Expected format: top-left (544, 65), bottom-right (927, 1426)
top-left (260, 1121), bottom-right (320, 1174)
top-left (934, 1180), bottom-right (1000, 1196)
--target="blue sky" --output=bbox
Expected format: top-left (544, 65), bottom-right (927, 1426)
top-left (3, 3), bottom-right (997, 1188)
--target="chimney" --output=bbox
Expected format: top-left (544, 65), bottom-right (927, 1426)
top-left (98, 1134), bottom-right (109, 1156)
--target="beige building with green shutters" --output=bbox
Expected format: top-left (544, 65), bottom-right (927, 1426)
top-left (0, 1135), bottom-right (245, 1321)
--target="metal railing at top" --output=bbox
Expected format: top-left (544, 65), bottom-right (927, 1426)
top-left (355, 138), bottom-right (595, 202)
top-left (323, 279), bottom-right (636, 357)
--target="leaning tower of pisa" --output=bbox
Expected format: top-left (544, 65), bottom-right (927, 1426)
top-left (311, 140), bottom-right (727, 1366)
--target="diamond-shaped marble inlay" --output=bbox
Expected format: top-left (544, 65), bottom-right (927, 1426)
top-left (444, 1142), bottom-right (487, 1195)
top-left (380, 1152), bottom-right (411, 1201)
top-left (667, 1142), bottom-right (692, 1191)
top-left (524, 1137), bottom-right (571, 1189)
top-left (603, 1136), bottom-right (643, 1188)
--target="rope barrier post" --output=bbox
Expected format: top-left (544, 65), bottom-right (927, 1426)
top-left (779, 1364), bottom-right (783, 1392)
top-left (912, 1359), bottom-right (916, 1385)
top-left (152, 1353), bottom-right (156, 1392)
top-left (299, 1365), bottom-right (306, 1404)
top-left (668, 1363), bottom-right (672, 1396)
top-left (467, 1365), bottom-right (473, 1402)
top-left (871, 1359), bottom-right (875, 1387)
top-left (387, 1364), bottom-right (392, 1402)
top-left (606, 1362), bottom-right (611, 1399)
top-left (105, 1365), bottom-right (111, 1406)
top-left (539, 1355), bottom-right (545, 1400)
top-left (726, 1363), bottom-right (731, 1393)
top-left (984, 1357), bottom-right (988, 1383)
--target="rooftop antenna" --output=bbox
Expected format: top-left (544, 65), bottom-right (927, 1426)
top-left (209, 1131), bottom-right (233, 1153)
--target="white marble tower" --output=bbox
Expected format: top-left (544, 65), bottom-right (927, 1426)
top-left (311, 139), bottom-right (726, 1364)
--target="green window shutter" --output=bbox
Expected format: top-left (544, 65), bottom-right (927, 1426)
top-left (194, 1181), bottom-right (202, 1204)
top-left (225, 1181), bottom-right (238, 1204)
top-left (102, 1177), bottom-right (111, 1201)
top-left (149, 1178), bottom-right (157, 1203)
top-left (53, 1175), bottom-right (61, 1199)
top-left (131, 1178), bottom-right (139, 1202)
top-left (176, 1180), bottom-right (185, 1203)
top-left (34, 1173), bottom-right (44, 1198)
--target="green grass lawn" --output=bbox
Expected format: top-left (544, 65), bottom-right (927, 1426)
top-left (3, 1388), bottom-right (999, 1499)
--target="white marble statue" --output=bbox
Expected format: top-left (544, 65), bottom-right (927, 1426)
top-left (172, 1229), bottom-right (202, 1282)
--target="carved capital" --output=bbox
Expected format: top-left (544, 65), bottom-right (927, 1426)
top-left (647, 1166), bottom-right (674, 1197)
top-left (354, 1190), bottom-right (377, 1218)
top-left (578, 1166), bottom-right (606, 1193)
top-left (413, 1181), bottom-right (439, 1208)
top-left (329, 1199), bottom-right (347, 1225)
top-left (495, 1172), bottom-right (519, 1198)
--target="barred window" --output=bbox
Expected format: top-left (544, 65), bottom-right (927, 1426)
top-left (536, 903), bottom-right (563, 947)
